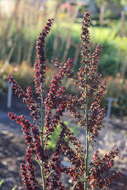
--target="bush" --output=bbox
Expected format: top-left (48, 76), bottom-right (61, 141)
top-left (106, 76), bottom-right (127, 117)
top-left (8, 13), bottom-right (121, 190)
top-left (1, 22), bottom-right (127, 77)
top-left (0, 62), bottom-right (33, 94)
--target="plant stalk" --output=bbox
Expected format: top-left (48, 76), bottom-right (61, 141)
top-left (40, 94), bottom-right (45, 190)
top-left (84, 60), bottom-right (89, 190)
top-left (84, 94), bottom-right (89, 190)
top-left (85, 123), bottom-right (89, 190)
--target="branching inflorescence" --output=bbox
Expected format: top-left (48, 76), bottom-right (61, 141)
top-left (8, 13), bottom-right (121, 190)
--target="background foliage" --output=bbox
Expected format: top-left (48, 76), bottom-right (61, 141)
top-left (0, 0), bottom-right (127, 117)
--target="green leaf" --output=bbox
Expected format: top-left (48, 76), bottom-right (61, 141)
top-left (0, 179), bottom-right (4, 187)
top-left (11, 185), bottom-right (17, 190)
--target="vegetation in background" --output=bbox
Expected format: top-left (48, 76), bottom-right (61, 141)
top-left (1, 60), bottom-right (127, 117)
top-left (1, 24), bottom-right (127, 76)
top-left (106, 76), bottom-right (127, 117)
top-left (0, 0), bottom-right (127, 118)
top-left (0, 0), bottom-right (127, 77)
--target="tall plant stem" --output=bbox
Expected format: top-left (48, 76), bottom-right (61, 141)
top-left (41, 164), bottom-right (45, 190)
top-left (85, 118), bottom-right (89, 190)
top-left (40, 94), bottom-right (45, 190)
top-left (84, 87), bottom-right (89, 190)
top-left (84, 59), bottom-right (89, 190)
top-left (80, 12), bottom-right (91, 190)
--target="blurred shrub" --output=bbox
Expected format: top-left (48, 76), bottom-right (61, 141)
top-left (1, 20), bottom-right (127, 117)
top-left (39, 25), bottom-right (127, 77)
top-left (0, 61), bottom-right (33, 94)
top-left (91, 27), bottom-right (120, 76)
top-left (1, 23), bottom-right (127, 77)
top-left (106, 76), bottom-right (127, 117)
top-left (0, 61), bottom-right (127, 117)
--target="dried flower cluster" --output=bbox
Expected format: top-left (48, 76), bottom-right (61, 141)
top-left (89, 149), bottom-right (121, 189)
top-left (8, 13), bottom-right (121, 190)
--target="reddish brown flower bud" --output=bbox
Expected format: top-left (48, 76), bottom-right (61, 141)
top-left (34, 18), bottom-right (54, 96)
top-left (8, 75), bottom-right (26, 98)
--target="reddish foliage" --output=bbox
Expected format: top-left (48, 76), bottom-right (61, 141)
top-left (8, 12), bottom-right (121, 190)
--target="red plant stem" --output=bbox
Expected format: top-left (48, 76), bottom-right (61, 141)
top-left (84, 63), bottom-right (89, 190)
top-left (85, 106), bottom-right (89, 190)
top-left (80, 12), bottom-right (91, 190)
top-left (40, 94), bottom-right (45, 189)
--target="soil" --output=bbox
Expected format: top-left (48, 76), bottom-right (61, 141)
top-left (0, 131), bottom-right (24, 190)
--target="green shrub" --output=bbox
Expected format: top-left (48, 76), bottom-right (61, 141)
top-left (1, 23), bottom-right (127, 77)
top-left (106, 77), bottom-right (127, 117)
